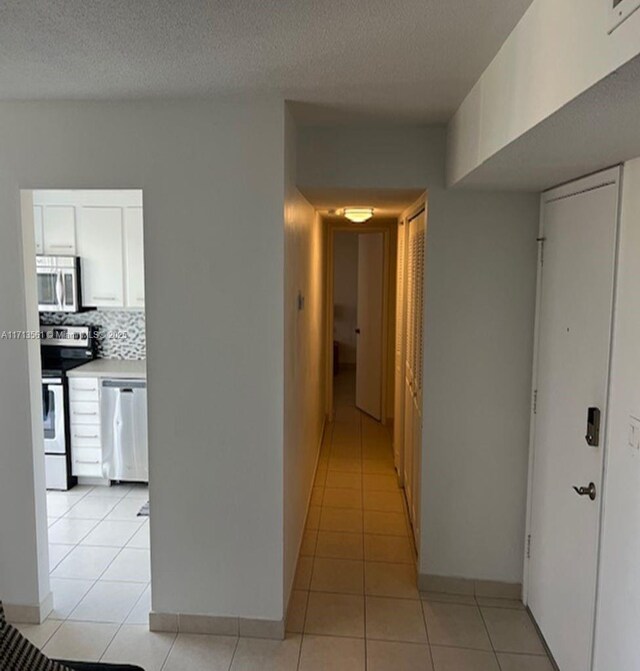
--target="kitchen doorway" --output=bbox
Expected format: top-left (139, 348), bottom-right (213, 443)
top-left (21, 189), bottom-right (151, 627)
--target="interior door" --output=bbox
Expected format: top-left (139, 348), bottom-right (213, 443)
top-left (394, 220), bottom-right (408, 479)
top-left (528, 168), bottom-right (620, 671)
top-left (355, 232), bottom-right (384, 420)
top-left (403, 210), bottom-right (425, 539)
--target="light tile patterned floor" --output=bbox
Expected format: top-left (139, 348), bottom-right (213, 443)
top-left (14, 372), bottom-right (553, 669)
top-left (45, 482), bottom-right (150, 624)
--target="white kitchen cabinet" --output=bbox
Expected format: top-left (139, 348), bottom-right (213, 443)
top-left (34, 205), bottom-right (44, 254)
top-left (124, 207), bottom-right (145, 308)
top-left (33, 190), bottom-right (145, 310)
top-left (42, 205), bottom-right (76, 254)
top-left (76, 206), bottom-right (125, 308)
top-left (69, 377), bottom-right (103, 478)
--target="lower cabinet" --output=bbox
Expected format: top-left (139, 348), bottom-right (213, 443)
top-left (69, 377), bottom-right (103, 478)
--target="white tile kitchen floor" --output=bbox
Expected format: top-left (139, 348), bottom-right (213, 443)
top-left (15, 372), bottom-right (554, 669)
top-left (45, 482), bottom-right (150, 625)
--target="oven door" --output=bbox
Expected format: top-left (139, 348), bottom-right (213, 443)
top-left (37, 266), bottom-right (79, 312)
top-left (43, 379), bottom-right (66, 454)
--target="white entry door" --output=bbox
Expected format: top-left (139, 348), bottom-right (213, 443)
top-left (528, 168), bottom-right (620, 671)
top-left (355, 233), bottom-right (384, 420)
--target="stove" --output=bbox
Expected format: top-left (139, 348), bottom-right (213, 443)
top-left (41, 325), bottom-right (96, 490)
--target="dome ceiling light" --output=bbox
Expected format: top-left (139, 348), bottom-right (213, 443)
top-left (343, 207), bottom-right (374, 223)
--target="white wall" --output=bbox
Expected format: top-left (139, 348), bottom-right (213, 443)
top-left (283, 110), bottom-right (326, 609)
top-left (447, 0), bottom-right (640, 185)
top-left (0, 191), bottom-right (50, 619)
top-left (593, 156), bottom-right (640, 670)
top-left (423, 190), bottom-right (538, 582)
top-left (298, 125), bottom-right (539, 582)
top-left (0, 100), bottom-right (286, 622)
top-left (333, 233), bottom-right (359, 365)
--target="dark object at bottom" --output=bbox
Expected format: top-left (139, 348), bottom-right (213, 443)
top-left (57, 663), bottom-right (144, 671)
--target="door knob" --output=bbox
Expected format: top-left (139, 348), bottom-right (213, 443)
top-left (572, 482), bottom-right (597, 501)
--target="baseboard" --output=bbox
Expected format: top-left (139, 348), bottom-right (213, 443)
top-left (283, 416), bottom-right (327, 632)
top-left (150, 611), bottom-right (285, 640)
top-left (419, 574), bottom-right (522, 600)
top-left (5, 591), bottom-right (53, 624)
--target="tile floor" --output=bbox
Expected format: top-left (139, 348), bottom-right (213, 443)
top-left (14, 372), bottom-right (554, 669)
top-left (45, 482), bottom-right (150, 625)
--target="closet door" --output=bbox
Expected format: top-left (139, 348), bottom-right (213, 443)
top-left (403, 209), bottom-right (426, 541)
top-left (394, 220), bottom-right (408, 478)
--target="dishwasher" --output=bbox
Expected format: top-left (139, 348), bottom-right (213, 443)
top-left (101, 379), bottom-right (149, 483)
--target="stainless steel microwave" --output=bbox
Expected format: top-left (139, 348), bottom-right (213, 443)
top-left (36, 256), bottom-right (83, 313)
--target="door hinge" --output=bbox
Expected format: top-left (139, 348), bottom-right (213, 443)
top-left (533, 389), bottom-right (538, 415)
top-left (527, 534), bottom-right (532, 559)
top-left (537, 237), bottom-right (545, 266)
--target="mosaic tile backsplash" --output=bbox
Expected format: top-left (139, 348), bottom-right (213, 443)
top-left (41, 310), bottom-right (146, 360)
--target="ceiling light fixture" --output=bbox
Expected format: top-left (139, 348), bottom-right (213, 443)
top-left (343, 207), bottom-right (374, 223)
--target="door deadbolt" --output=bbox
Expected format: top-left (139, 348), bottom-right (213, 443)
top-left (585, 407), bottom-right (601, 446)
top-left (572, 482), bottom-right (597, 501)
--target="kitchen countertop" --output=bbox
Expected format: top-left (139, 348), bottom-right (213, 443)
top-left (66, 359), bottom-right (147, 379)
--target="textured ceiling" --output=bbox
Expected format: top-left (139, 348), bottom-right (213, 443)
top-left (0, 0), bottom-right (533, 123)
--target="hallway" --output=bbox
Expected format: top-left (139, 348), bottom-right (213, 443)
top-left (287, 370), bottom-right (554, 670)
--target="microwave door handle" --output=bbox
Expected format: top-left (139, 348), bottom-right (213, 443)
top-left (55, 271), bottom-right (64, 311)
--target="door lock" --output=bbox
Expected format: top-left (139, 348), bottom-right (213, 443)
top-left (586, 407), bottom-right (601, 446)
top-left (572, 482), bottom-right (597, 501)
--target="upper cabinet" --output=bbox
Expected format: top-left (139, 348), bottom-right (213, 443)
top-left (77, 207), bottom-right (125, 308)
top-left (124, 207), bottom-right (145, 309)
top-left (42, 205), bottom-right (76, 254)
top-left (33, 190), bottom-right (145, 310)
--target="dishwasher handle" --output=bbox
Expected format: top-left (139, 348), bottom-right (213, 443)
top-left (102, 379), bottom-right (146, 390)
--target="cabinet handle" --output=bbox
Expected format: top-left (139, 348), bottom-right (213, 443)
top-left (73, 411), bottom-right (98, 416)
top-left (73, 387), bottom-right (97, 392)
top-left (93, 296), bottom-right (117, 301)
top-left (50, 244), bottom-right (73, 249)
top-left (75, 459), bottom-right (100, 465)
top-left (74, 434), bottom-right (99, 439)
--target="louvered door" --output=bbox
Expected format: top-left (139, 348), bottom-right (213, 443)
top-left (394, 220), bottom-right (408, 478)
top-left (403, 209), bottom-right (426, 542)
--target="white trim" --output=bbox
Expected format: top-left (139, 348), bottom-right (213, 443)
top-left (542, 166), bottom-right (620, 203)
top-left (591, 165), bottom-right (625, 669)
top-left (4, 592), bottom-right (53, 625)
top-left (522, 198), bottom-right (545, 604)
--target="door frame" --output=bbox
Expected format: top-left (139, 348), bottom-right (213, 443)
top-left (522, 168), bottom-right (623, 657)
top-left (324, 222), bottom-right (392, 424)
